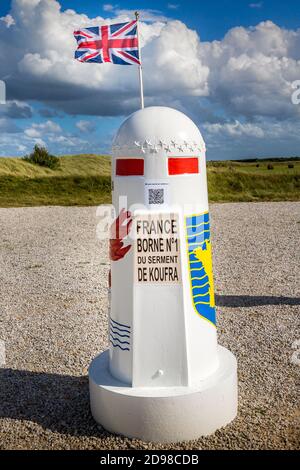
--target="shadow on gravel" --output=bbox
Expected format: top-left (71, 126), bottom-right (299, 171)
top-left (0, 368), bottom-right (107, 437)
top-left (216, 295), bottom-right (300, 308)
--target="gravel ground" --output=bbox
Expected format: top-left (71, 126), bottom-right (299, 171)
top-left (0, 202), bottom-right (299, 450)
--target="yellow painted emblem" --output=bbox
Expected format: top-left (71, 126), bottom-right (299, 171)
top-left (185, 212), bottom-right (216, 325)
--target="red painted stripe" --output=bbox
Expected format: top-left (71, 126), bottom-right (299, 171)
top-left (78, 51), bottom-right (99, 62)
top-left (78, 38), bottom-right (138, 51)
top-left (111, 20), bottom-right (137, 38)
top-left (74, 30), bottom-right (94, 39)
top-left (118, 50), bottom-right (141, 65)
top-left (81, 51), bottom-right (99, 62)
top-left (168, 158), bottom-right (199, 175)
top-left (108, 38), bottom-right (139, 48)
top-left (101, 25), bottom-right (110, 62)
top-left (77, 40), bottom-right (103, 50)
top-left (116, 159), bottom-right (144, 176)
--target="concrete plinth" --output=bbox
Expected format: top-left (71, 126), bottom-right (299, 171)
top-left (89, 346), bottom-right (238, 443)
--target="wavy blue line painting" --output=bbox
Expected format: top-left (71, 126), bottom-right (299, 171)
top-left (109, 317), bottom-right (131, 351)
top-left (109, 341), bottom-right (130, 351)
top-left (185, 212), bottom-right (216, 326)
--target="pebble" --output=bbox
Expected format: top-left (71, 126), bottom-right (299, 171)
top-left (0, 202), bottom-right (299, 450)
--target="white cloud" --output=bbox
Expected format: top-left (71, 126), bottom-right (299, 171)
top-left (24, 120), bottom-right (62, 138)
top-left (103, 4), bottom-right (116, 12)
top-left (143, 21), bottom-right (209, 96)
top-left (203, 120), bottom-right (265, 138)
top-left (49, 135), bottom-right (78, 146)
top-left (200, 20), bottom-right (300, 120)
top-left (202, 118), bottom-right (300, 160)
top-left (0, 0), bottom-right (300, 160)
top-left (76, 120), bottom-right (96, 132)
top-left (0, 0), bottom-right (298, 123)
top-left (102, 4), bottom-right (167, 22)
top-left (17, 144), bottom-right (27, 152)
top-left (0, 100), bottom-right (33, 118)
top-left (114, 9), bottom-right (169, 23)
top-left (249, 2), bottom-right (263, 8)
top-left (33, 138), bottom-right (47, 147)
top-left (24, 127), bottom-right (40, 138)
top-left (167, 3), bottom-right (180, 10)
top-left (0, 126), bottom-right (89, 157)
top-left (0, 14), bottom-right (15, 28)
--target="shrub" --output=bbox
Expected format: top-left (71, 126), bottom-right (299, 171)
top-left (256, 164), bottom-right (260, 168)
top-left (267, 164), bottom-right (274, 170)
top-left (228, 179), bottom-right (243, 192)
top-left (23, 145), bottom-right (60, 170)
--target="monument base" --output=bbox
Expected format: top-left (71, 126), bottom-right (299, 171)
top-left (89, 346), bottom-right (238, 443)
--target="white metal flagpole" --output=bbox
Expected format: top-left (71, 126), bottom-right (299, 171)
top-left (135, 11), bottom-right (145, 109)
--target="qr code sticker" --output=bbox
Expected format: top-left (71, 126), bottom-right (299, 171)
top-left (149, 188), bottom-right (164, 205)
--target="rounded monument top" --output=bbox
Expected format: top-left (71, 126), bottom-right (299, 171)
top-left (112, 106), bottom-right (205, 155)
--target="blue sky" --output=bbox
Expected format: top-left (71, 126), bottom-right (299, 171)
top-left (0, 0), bottom-right (300, 159)
top-left (1, 0), bottom-right (300, 40)
top-left (1, 0), bottom-right (299, 40)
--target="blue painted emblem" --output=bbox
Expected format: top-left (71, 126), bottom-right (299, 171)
top-left (186, 212), bottom-right (216, 326)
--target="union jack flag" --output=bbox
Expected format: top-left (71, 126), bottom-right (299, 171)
top-left (74, 20), bottom-right (140, 65)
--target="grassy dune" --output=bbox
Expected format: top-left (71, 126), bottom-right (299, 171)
top-left (0, 155), bottom-right (299, 207)
top-left (207, 160), bottom-right (300, 202)
top-left (0, 155), bottom-right (111, 207)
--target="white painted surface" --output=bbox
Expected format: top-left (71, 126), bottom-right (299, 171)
top-left (89, 106), bottom-right (238, 441)
top-left (109, 107), bottom-right (219, 386)
top-left (89, 346), bottom-right (238, 443)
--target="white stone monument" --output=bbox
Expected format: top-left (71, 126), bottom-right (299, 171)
top-left (89, 106), bottom-right (238, 443)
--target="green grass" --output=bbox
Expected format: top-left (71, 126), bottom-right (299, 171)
top-left (0, 155), bottom-right (112, 207)
top-left (0, 155), bottom-right (299, 207)
top-left (207, 160), bottom-right (300, 202)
